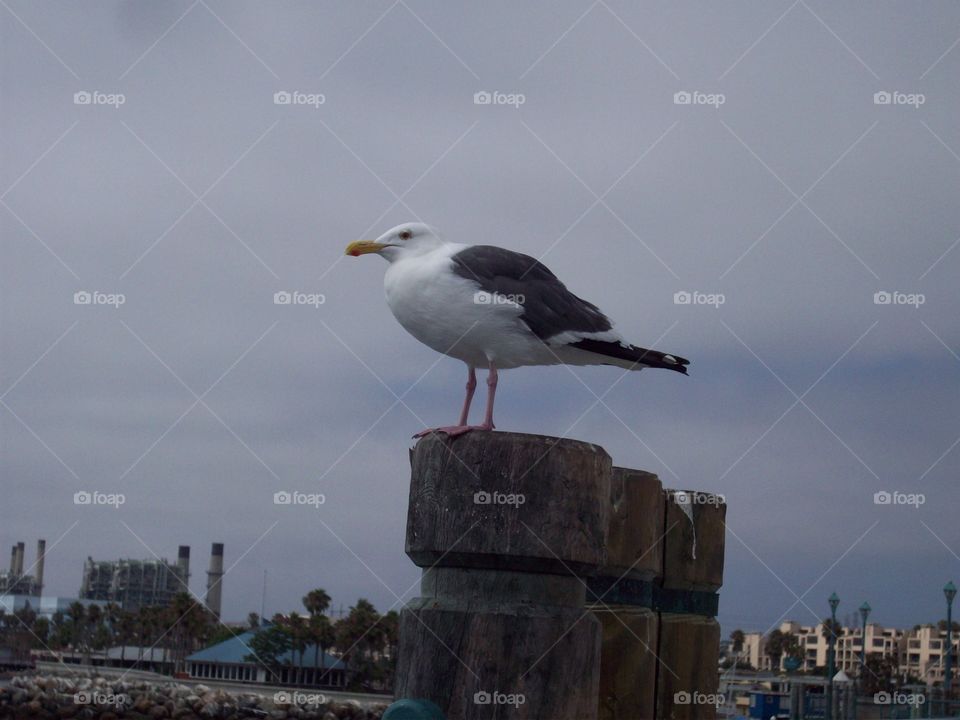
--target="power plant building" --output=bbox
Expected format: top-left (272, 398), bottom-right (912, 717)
top-left (0, 540), bottom-right (45, 597)
top-left (79, 545), bottom-right (192, 611)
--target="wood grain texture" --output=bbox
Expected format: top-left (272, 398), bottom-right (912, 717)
top-left (406, 432), bottom-right (611, 576)
top-left (602, 467), bottom-right (664, 581)
top-left (662, 490), bottom-right (726, 592)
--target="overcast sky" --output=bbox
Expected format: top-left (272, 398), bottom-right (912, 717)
top-left (2, 1), bottom-right (959, 639)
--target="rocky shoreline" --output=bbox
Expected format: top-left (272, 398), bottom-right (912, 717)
top-left (0, 671), bottom-right (388, 719)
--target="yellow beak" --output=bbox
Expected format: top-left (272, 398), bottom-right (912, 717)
top-left (344, 240), bottom-right (387, 257)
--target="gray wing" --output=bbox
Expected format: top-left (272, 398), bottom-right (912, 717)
top-left (449, 245), bottom-right (613, 340)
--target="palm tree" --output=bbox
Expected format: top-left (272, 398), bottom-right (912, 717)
top-left (765, 629), bottom-right (786, 671)
top-left (302, 589), bottom-right (331, 617)
top-left (730, 629), bottom-right (745, 655)
top-left (286, 613), bottom-right (309, 685)
top-left (302, 589), bottom-right (332, 684)
top-left (308, 613), bottom-right (335, 685)
top-left (335, 599), bottom-right (383, 690)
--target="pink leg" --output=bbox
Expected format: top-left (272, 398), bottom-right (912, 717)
top-left (413, 363), bottom-right (498, 438)
top-left (479, 363), bottom-right (497, 430)
top-left (457, 367), bottom-right (477, 426)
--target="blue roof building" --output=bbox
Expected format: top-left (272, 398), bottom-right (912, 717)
top-left (186, 628), bottom-right (347, 689)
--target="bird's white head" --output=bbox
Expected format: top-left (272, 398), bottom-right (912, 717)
top-left (344, 223), bottom-right (445, 263)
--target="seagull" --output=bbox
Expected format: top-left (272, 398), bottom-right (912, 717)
top-left (345, 223), bottom-right (689, 437)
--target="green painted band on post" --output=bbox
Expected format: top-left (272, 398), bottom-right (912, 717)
top-left (586, 576), bottom-right (720, 617)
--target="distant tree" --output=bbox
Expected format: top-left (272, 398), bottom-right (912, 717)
top-left (765, 629), bottom-right (786, 671)
top-left (782, 633), bottom-right (803, 668)
top-left (32, 617), bottom-right (50, 646)
top-left (821, 619), bottom-right (842, 642)
top-left (285, 613), bottom-right (308, 685)
top-left (244, 624), bottom-right (291, 682)
top-left (303, 589), bottom-right (331, 617)
top-left (861, 653), bottom-right (899, 696)
top-left (730, 629), bottom-right (745, 655)
top-left (937, 620), bottom-right (960, 632)
top-left (335, 599), bottom-right (384, 691)
top-left (308, 613), bottom-right (335, 683)
top-left (247, 612), bottom-right (261, 629)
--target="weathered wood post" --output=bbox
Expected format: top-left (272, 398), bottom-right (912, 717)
top-left (587, 477), bottom-right (726, 720)
top-left (395, 432), bottom-right (611, 719)
top-left (587, 468), bottom-right (665, 720)
top-left (655, 488), bottom-right (726, 720)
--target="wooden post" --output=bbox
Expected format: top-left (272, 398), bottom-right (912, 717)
top-left (395, 432), bottom-right (611, 720)
top-left (589, 468), bottom-right (664, 720)
top-left (656, 488), bottom-right (726, 720)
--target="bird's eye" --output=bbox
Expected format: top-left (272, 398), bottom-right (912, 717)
top-left (399, 230), bottom-right (413, 241)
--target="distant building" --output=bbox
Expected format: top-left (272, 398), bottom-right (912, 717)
top-left (186, 629), bottom-right (348, 689)
top-left (79, 555), bottom-right (188, 611)
top-left (0, 540), bottom-right (45, 597)
top-left (734, 620), bottom-right (958, 685)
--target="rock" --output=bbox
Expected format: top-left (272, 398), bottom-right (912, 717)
top-left (149, 705), bottom-right (170, 718)
top-left (199, 701), bottom-right (220, 718)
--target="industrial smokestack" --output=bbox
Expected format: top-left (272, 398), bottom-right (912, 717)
top-left (35, 539), bottom-right (46, 596)
top-left (177, 545), bottom-right (190, 586)
top-left (14, 542), bottom-right (25, 576)
top-left (205, 543), bottom-right (224, 619)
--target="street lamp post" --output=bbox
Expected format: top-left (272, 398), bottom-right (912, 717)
top-left (827, 592), bottom-right (840, 720)
top-left (946, 581), bottom-right (956, 700)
